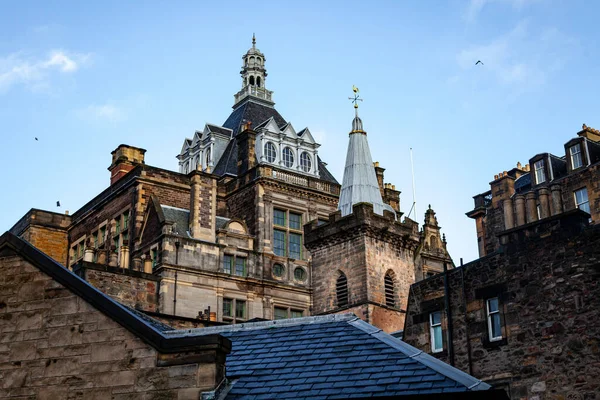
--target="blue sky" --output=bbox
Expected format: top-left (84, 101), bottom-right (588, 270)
top-left (1, 0), bottom-right (597, 263)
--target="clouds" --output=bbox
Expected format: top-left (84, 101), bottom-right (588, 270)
top-left (76, 103), bottom-right (125, 122)
top-left (466, 0), bottom-right (540, 22)
top-left (0, 50), bottom-right (91, 93)
top-left (455, 21), bottom-right (577, 89)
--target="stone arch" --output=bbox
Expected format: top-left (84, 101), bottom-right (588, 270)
top-left (249, 76), bottom-right (255, 86)
top-left (225, 219), bottom-right (248, 235)
top-left (384, 270), bottom-right (396, 307)
top-left (336, 271), bottom-right (348, 307)
top-left (256, 76), bottom-right (261, 87)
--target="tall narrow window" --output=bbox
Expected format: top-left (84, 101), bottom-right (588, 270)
top-left (570, 144), bottom-right (583, 169)
top-left (282, 147), bottom-right (294, 168)
top-left (235, 257), bottom-right (246, 277)
top-left (235, 300), bottom-right (246, 319)
top-left (430, 312), bottom-right (443, 353)
top-left (272, 209), bottom-right (303, 259)
top-left (486, 298), bottom-right (502, 341)
top-left (300, 152), bottom-right (312, 172)
top-left (574, 187), bottom-right (590, 214)
top-left (222, 255), bottom-right (233, 274)
top-left (336, 272), bottom-right (348, 307)
top-left (223, 298), bottom-right (246, 323)
top-left (264, 142), bottom-right (277, 163)
top-left (384, 272), bottom-right (395, 307)
top-left (534, 160), bottom-right (546, 184)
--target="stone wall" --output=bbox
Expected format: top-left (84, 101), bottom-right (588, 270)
top-left (0, 254), bottom-right (226, 399)
top-left (74, 262), bottom-right (159, 312)
top-left (403, 211), bottom-right (600, 400)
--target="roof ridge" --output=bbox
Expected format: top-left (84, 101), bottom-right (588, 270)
top-left (347, 318), bottom-right (491, 391)
top-left (163, 313), bottom-right (357, 338)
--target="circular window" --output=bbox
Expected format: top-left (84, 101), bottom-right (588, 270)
top-left (300, 152), bottom-right (312, 172)
top-left (294, 267), bottom-right (307, 282)
top-left (264, 142), bottom-right (276, 163)
top-left (273, 263), bottom-right (285, 278)
top-left (283, 147), bottom-right (294, 168)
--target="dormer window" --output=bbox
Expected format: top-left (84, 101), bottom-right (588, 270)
top-left (205, 147), bottom-right (212, 167)
top-left (534, 160), bottom-right (546, 184)
top-left (570, 143), bottom-right (583, 169)
top-left (282, 147), bottom-right (294, 168)
top-left (300, 152), bottom-right (312, 172)
top-left (265, 142), bottom-right (277, 163)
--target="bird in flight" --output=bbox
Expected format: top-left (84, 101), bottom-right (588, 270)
top-left (475, 60), bottom-right (484, 65)
top-left (56, 201), bottom-right (61, 207)
top-left (35, 137), bottom-right (38, 141)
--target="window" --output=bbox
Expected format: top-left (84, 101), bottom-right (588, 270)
top-left (294, 267), bottom-right (307, 282)
top-left (222, 255), bottom-right (247, 277)
top-left (205, 147), bottom-right (212, 167)
top-left (430, 312), bottom-right (443, 353)
top-left (235, 257), bottom-right (246, 277)
top-left (486, 298), bottom-right (502, 341)
top-left (570, 144), bottom-right (583, 169)
top-left (534, 160), bottom-right (546, 184)
top-left (264, 142), bottom-right (277, 163)
top-left (151, 248), bottom-right (158, 268)
top-left (336, 272), bottom-right (348, 307)
top-left (272, 263), bottom-right (285, 278)
top-left (70, 238), bottom-right (86, 265)
top-left (274, 306), bottom-right (288, 320)
top-left (300, 152), bottom-right (312, 172)
top-left (222, 255), bottom-right (233, 274)
top-left (384, 272), bottom-right (395, 307)
top-left (113, 211), bottom-right (130, 259)
top-left (223, 298), bottom-right (246, 323)
top-left (273, 209), bottom-right (303, 259)
top-left (282, 147), bottom-right (294, 168)
top-left (291, 310), bottom-right (303, 318)
top-left (574, 188), bottom-right (590, 215)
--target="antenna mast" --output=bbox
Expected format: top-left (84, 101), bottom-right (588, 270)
top-left (409, 147), bottom-right (417, 220)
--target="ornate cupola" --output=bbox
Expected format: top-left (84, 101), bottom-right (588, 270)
top-left (234, 34), bottom-right (274, 108)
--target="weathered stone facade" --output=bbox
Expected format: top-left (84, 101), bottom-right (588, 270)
top-left (403, 211), bottom-right (600, 399)
top-left (0, 238), bottom-right (230, 399)
top-left (468, 124), bottom-right (600, 258)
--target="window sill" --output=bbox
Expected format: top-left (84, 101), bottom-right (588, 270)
top-left (431, 349), bottom-right (448, 359)
top-left (482, 337), bottom-right (508, 349)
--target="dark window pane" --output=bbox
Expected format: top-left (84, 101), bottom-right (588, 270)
top-left (274, 209), bottom-right (286, 226)
top-left (223, 255), bottom-right (233, 274)
top-left (488, 298), bottom-right (499, 312)
top-left (491, 314), bottom-right (502, 338)
top-left (274, 307), bottom-right (288, 320)
top-left (291, 310), bottom-right (303, 318)
top-left (273, 263), bottom-right (284, 277)
top-left (274, 230), bottom-right (286, 256)
top-left (294, 267), bottom-right (307, 281)
top-left (235, 300), bottom-right (246, 319)
top-left (289, 213), bottom-right (302, 230)
top-left (235, 258), bottom-right (246, 276)
top-left (431, 311), bottom-right (441, 325)
top-left (289, 233), bottom-right (302, 259)
top-left (223, 298), bottom-right (233, 317)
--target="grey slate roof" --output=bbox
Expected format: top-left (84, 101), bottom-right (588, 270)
top-left (161, 205), bottom-right (190, 236)
top-left (165, 314), bottom-right (493, 399)
top-left (212, 99), bottom-right (339, 185)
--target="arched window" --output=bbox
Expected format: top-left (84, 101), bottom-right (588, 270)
top-left (264, 142), bottom-right (277, 163)
top-left (257, 76), bottom-right (261, 87)
top-left (257, 57), bottom-right (262, 64)
top-left (385, 271), bottom-right (395, 307)
top-left (205, 147), bottom-right (212, 167)
top-left (337, 272), bottom-right (348, 307)
top-left (300, 152), bottom-right (312, 172)
top-left (282, 147), bottom-right (294, 168)
top-left (250, 56), bottom-right (255, 65)
top-left (249, 76), bottom-right (255, 86)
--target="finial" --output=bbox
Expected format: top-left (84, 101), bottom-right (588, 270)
top-left (252, 33), bottom-right (256, 48)
top-left (349, 85), bottom-right (363, 110)
top-left (442, 233), bottom-right (447, 244)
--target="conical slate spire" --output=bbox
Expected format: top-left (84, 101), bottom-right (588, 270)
top-left (337, 105), bottom-right (386, 217)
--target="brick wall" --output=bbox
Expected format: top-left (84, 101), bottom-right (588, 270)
top-left (403, 211), bottom-right (600, 399)
top-left (0, 254), bottom-right (225, 399)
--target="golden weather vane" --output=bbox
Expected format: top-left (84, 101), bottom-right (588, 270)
top-left (348, 85), bottom-right (363, 109)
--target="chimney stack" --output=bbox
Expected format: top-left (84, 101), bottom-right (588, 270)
top-left (108, 144), bottom-right (146, 185)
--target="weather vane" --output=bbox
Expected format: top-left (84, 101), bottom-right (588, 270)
top-left (348, 85), bottom-right (363, 110)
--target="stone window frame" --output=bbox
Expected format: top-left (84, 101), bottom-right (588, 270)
top-left (486, 297), bottom-right (502, 342)
top-left (384, 270), bottom-right (397, 308)
top-left (90, 222), bottom-right (108, 263)
top-left (336, 271), bottom-right (349, 308)
top-left (475, 283), bottom-right (509, 349)
top-left (70, 236), bottom-right (86, 266)
top-left (112, 208), bottom-right (131, 266)
top-left (272, 263), bottom-right (285, 279)
top-left (293, 266), bottom-right (307, 283)
top-left (273, 305), bottom-right (304, 320)
top-left (574, 187), bottom-right (591, 215)
top-left (150, 245), bottom-right (159, 270)
top-left (272, 207), bottom-right (304, 260)
top-left (221, 253), bottom-right (247, 277)
top-left (222, 297), bottom-right (247, 323)
top-left (533, 159), bottom-right (546, 185)
top-left (429, 311), bottom-right (444, 353)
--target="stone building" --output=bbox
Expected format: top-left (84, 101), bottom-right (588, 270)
top-left (8, 37), bottom-right (452, 332)
top-left (467, 124), bottom-right (600, 257)
top-left (0, 232), bottom-right (507, 399)
top-left (403, 210), bottom-right (599, 399)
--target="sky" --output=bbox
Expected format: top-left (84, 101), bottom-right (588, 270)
top-left (1, 0), bottom-right (598, 263)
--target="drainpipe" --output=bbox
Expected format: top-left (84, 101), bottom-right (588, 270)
top-left (460, 263), bottom-right (474, 375)
top-left (443, 262), bottom-right (455, 366)
top-left (173, 241), bottom-right (180, 315)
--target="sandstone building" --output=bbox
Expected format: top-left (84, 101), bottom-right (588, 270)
top-left (467, 124), bottom-right (600, 257)
top-left (8, 37), bottom-right (452, 332)
top-left (0, 232), bottom-right (507, 399)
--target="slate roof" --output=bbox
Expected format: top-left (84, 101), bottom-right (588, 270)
top-left (212, 99), bottom-right (339, 185)
top-left (206, 123), bottom-right (233, 137)
top-left (161, 205), bottom-right (190, 236)
top-left (165, 314), bottom-right (502, 399)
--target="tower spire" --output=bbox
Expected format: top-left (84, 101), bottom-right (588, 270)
top-left (234, 35), bottom-right (274, 107)
top-left (252, 33), bottom-right (256, 48)
top-left (338, 87), bottom-right (386, 217)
